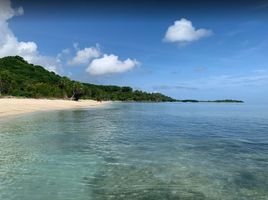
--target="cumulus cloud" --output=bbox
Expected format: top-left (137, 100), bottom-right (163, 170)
top-left (30, 55), bottom-right (61, 72)
top-left (0, 0), bottom-right (139, 76)
top-left (68, 45), bottom-right (101, 65)
top-left (0, 0), bottom-right (60, 72)
top-left (0, 0), bottom-right (23, 21)
top-left (86, 54), bottom-right (139, 75)
top-left (68, 45), bottom-right (140, 75)
top-left (164, 18), bottom-right (212, 44)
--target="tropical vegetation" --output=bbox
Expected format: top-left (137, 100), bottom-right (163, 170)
top-left (0, 56), bottom-right (175, 101)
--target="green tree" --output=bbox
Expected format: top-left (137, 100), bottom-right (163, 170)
top-left (0, 70), bottom-right (13, 96)
top-left (71, 82), bottom-right (84, 101)
top-left (0, 56), bottom-right (176, 102)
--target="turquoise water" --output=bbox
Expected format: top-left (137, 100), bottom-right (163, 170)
top-left (0, 103), bottom-right (268, 200)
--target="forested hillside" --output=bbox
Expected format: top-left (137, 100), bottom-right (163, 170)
top-left (0, 56), bottom-right (175, 101)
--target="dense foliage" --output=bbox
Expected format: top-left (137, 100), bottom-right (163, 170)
top-left (0, 56), bottom-right (175, 101)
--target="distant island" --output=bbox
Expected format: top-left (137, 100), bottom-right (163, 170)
top-left (0, 56), bottom-right (243, 103)
top-left (176, 99), bottom-right (244, 103)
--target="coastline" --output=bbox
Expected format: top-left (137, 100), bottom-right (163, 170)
top-left (0, 98), bottom-right (107, 118)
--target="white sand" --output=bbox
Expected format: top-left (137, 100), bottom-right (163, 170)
top-left (0, 98), bottom-right (106, 118)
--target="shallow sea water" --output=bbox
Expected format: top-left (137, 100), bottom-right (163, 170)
top-left (0, 103), bottom-right (268, 200)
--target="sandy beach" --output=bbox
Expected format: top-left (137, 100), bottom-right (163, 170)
top-left (0, 98), bottom-right (106, 118)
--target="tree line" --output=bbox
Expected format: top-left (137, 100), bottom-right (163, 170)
top-left (0, 56), bottom-right (175, 102)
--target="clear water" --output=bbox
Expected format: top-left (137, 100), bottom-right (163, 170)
top-left (0, 103), bottom-right (268, 200)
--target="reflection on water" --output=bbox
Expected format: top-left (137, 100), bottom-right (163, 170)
top-left (0, 103), bottom-right (268, 200)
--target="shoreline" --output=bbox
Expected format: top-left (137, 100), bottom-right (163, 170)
top-left (0, 98), bottom-right (107, 118)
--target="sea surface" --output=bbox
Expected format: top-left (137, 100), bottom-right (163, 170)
top-left (0, 103), bottom-right (268, 200)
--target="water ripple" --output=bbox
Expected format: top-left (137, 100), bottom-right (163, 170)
top-left (0, 103), bottom-right (268, 199)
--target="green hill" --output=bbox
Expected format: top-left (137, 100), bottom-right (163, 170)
top-left (0, 56), bottom-right (175, 102)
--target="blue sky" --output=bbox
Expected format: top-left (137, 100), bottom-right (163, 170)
top-left (1, 0), bottom-right (268, 103)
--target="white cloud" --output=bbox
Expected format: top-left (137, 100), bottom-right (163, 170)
top-left (86, 54), bottom-right (139, 75)
top-left (68, 46), bottom-right (101, 65)
top-left (30, 55), bottom-right (61, 73)
top-left (0, 0), bottom-right (139, 76)
top-left (0, 0), bottom-right (23, 21)
top-left (0, 0), bottom-right (60, 73)
top-left (164, 18), bottom-right (212, 44)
